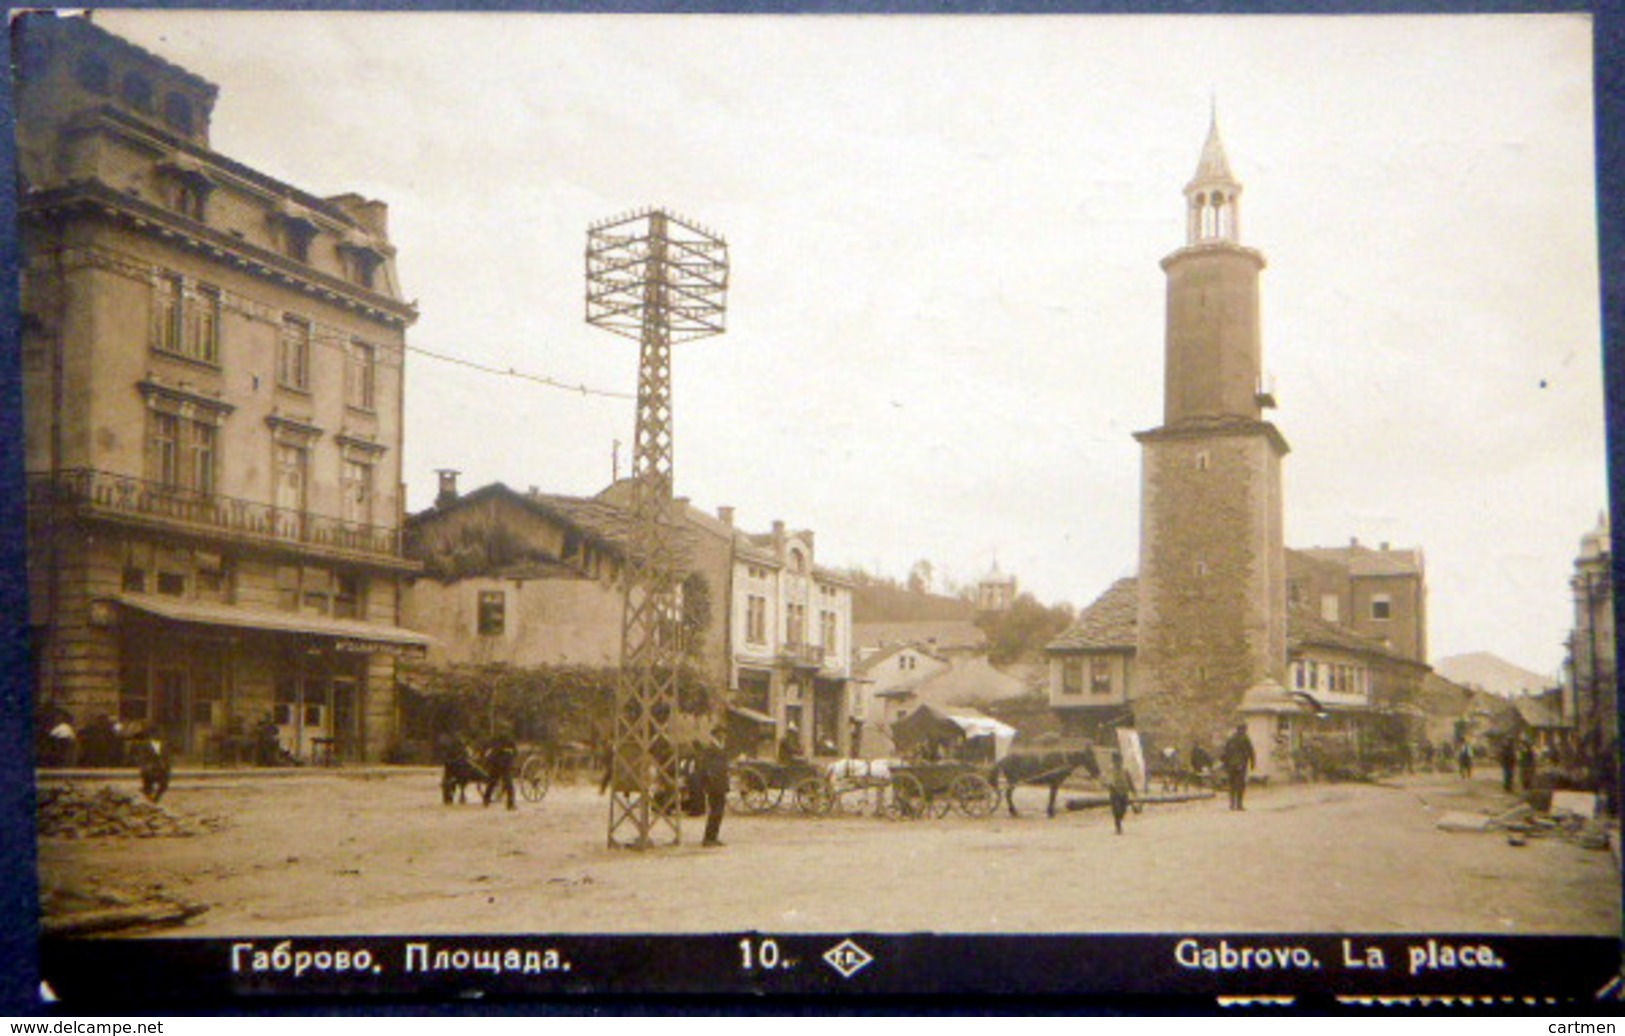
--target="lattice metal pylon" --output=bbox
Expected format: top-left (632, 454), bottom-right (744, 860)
top-left (586, 207), bottom-right (728, 849)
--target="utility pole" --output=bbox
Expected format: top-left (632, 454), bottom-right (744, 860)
top-left (586, 207), bottom-right (728, 848)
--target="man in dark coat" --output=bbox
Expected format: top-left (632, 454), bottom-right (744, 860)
top-left (1498, 737), bottom-right (1517, 792)
top-left (1105, 751), bottom-right (1135, 835)
top-left (695, 728), bottom-right (732, 848)
top-left (1221, 723), bottom-right (1256, 811)
top-left (481, 728), bottom-right (518, 811)
top-left (1517, 740), bottom-right (1537, 792)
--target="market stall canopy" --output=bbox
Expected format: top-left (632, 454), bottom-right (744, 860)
top-left (893, 704), bottom-right (1017, 761)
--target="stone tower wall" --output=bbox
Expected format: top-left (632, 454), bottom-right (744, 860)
top-left (1135, 428), bottom-right (1286, 752)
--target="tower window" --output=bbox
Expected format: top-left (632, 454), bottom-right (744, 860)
top-left (1194, 560), bottom-right (1208, 578)
top-left (1370, 595), bottom-right (1392, 621)
top-left (1195, 451), bottom-right (1210, 471)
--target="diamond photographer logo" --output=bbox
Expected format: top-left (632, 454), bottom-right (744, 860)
top-left (823, 939), bottom-right (874, 979)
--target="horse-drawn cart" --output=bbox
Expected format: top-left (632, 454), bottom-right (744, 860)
top-left (516, 747), bottom-right (552, 803)
top-left (731, 759), bottom-right (827, 814)
top-left (887, 761), bottom-right (999, 819)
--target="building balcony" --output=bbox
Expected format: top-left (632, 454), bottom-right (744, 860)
top-left (778, 642), bottom-right (824, 670)
top-left (28, 468), bottom-right (419, 571)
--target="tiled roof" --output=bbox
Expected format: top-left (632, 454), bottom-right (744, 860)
top-left (1047, 578), bottom-right (1139, 652)
top-left (1295, 544), bottom-right (1423, 578)
top-left (1047, 575), bottom-right (1417, 665)
top-left (1514, 694), bottom-right (1565, 730)
top-left (854, 642), bottom-right (946, 676)
top-left (852, 620), bottom-right (987, 653)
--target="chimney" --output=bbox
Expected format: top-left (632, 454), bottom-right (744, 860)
top-left (717, 506), bottom-right (735, 526)
top-left (772, 520), bottom-right (786, 551)
top-left (435, 469), bottom-right (460, 509)
top-left (1380, 542), bottom-right (1390, 552)
top-left (1349, 536), bottom-right (1359, 549)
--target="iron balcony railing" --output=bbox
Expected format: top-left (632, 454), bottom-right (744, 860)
top-left (29, 468), bottom-right (407, 560)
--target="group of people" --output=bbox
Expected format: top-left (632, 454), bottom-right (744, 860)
top-left (1496, 736), bottom-right (1541, 793)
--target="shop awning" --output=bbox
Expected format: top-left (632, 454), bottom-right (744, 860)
top-left (114, 593), bottom-right (431, 656)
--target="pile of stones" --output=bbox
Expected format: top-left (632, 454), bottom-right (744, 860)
top-left (36, 784), bottom-right (225, 839)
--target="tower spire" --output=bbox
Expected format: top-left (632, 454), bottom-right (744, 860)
top-left (1184, 108), bottom-right (1242, 244)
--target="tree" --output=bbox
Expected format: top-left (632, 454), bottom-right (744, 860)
top-left (977, 592), bottom-right (1076, 666)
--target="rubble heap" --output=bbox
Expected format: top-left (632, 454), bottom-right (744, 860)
top-left (36, 784), bottom-right (226, 839)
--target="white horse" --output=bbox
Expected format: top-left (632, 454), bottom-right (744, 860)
top-left (824, 758), bottom-right (901, 815)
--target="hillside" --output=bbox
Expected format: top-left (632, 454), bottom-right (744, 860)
top-left (1433, 651), bottom-right (1556, 699)
top-left (850, 583), bottom-right (977, 624)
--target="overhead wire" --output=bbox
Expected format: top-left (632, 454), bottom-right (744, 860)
top-left (404, 343), bottom-right (633, 400)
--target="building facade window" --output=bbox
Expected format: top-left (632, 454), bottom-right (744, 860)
top-left (188, 420), bottom-right (216, 496)
top-left (151, 411), bottom-right (180, 487)
top-left (169, 177), bottom-right (208, 220)
top-left (274, 442), bottom-right (308, 513)
top-left (785, 602), bottom-right (805, 646)
top-left (279, 317), bottom-right (311, 391)
top-left (820, 609), bottom-right (838, 657)
top-left (1090, 657), bottom-right (1113, 695)
top-left (746, 595), bottom-right (767, 645)
top-left (148, 410), bottom-right (216, 495)
top-left (478, 590), bottom-right (506, 637)
top-left (151, 275), bottom-right (220, 364)
top-left (341, 458), bottom-right (373, 527)
top-left (1061, 658), bottom-right (1083, 696)
top-left (1320, 593), bottom-right (1340, 623)
top-left (1370, 594), bottom-right (1392, 620)
top-left (346, 340), bottom-right (377, 411)
top-left (334, 573), bottom-right (365, 619)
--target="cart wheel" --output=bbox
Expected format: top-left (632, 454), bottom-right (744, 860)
top-left (736, 767), bottom-right (775, 813)
top-left (927, 792), bottom-right (952, 819)
top-left (794, 777), bottom-right (833, 816)
top-left (891, 772), bottom-right (927, 819)
top-left (953, 773), bottom-right (998, 818)
top-left (519, 755), bottom-right (551, 803)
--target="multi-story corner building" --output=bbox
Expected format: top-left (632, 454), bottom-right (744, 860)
top-left (1565, 512), bottom-right (1616, 763)
top-left (18, 14), bottom-right (423, 762)
top-left (725, 518), bottom-right (855, 758)
top-left (1288, 541), bottom-right (1427, 664)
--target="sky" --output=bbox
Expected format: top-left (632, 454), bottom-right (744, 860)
top-left (94, 10), bottom-right (1606, 677)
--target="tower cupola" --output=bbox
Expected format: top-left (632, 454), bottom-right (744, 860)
top-left (1184, 111), bottom-right (1242, 245)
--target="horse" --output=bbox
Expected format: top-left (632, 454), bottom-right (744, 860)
top-left (990, 746), bottom-right (1101, 818)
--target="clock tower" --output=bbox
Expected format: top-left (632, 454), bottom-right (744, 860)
top-left (1133, 114), bottom-right (1289, 750)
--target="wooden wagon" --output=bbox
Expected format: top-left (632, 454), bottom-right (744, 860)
top-left (886, 761), bottom-right (999, 819)
top-left (731, 759), bottom-right (827, 814)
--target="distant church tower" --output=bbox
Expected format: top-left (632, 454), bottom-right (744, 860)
top-left (1132, 114), bottom-right (1289, 749)
top-left (976, 557), bottom-right (1017, 614)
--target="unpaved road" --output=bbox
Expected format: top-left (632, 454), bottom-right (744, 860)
top-left (35, 768), bottom-right (1620, 937)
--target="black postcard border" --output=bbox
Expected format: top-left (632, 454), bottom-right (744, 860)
top-left (2, 0), bottom-right (1623, 1016)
